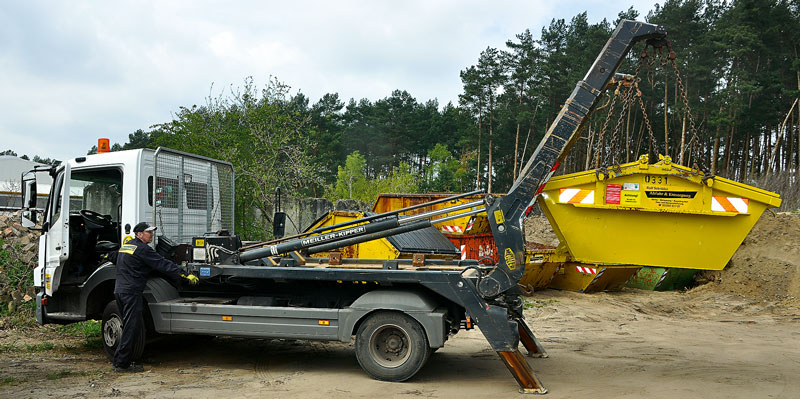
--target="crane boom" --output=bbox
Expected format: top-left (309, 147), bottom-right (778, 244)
top-left (479, 20), bottom-right (667, 298)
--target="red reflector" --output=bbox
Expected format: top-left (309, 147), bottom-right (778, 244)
top-left (41, 297), bottom-right (48, 306)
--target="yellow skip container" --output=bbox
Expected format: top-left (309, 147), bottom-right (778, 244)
top-left (538, 155), bottom-right (782, 270)
top-left (304, 210), bottom-right (460, 260)
top-left (372, 193), bottom-right (491, 235)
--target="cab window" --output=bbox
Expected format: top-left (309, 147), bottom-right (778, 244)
top-left (70, 168), bottom-right (123, 220)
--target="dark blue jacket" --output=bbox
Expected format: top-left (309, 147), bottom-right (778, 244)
top-left (112, 237), bottom-right (184, 294)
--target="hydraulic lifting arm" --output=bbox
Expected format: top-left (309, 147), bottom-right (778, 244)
top-left (478, 20), bottom-right (667, 298)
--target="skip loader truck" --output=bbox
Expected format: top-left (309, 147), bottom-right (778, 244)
top-left (21, 21), bottom-right (701, 393)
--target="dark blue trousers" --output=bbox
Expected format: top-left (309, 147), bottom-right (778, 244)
top-left (113, 292), bottom-right (143, 368)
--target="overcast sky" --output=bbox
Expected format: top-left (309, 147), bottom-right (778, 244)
top-left (1, 1), bottom-right (659, 162)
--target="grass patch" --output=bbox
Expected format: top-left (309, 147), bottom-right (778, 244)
top-left (63, 336), bottom-right (104, 354)
top-left (0, 342), bottom-right (17, 353)
top-left (523, 298), bottom-right (559, 309)
top-left (46, 369), bottom-right (74, 380)
top-left (0, 340), bottom-right (55, 353)
top-left (25, 342), bottom-right (55, 352)
top-left (57, 320), bottom-right (102, 338)
top-left (0, 376), bottom-right (16, 386)
top-left (46, 369), bottom-right (92, 380)
top-left (82, 337), bottom-right (103, 350)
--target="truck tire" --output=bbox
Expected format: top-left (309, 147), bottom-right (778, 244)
top-left (101, 300), bottom-right (145, 362)
top-left (355, 311), bottom-right (430, 382)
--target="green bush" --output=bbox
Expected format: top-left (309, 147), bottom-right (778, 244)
top-left (0, 239), bottom-right (34, 293)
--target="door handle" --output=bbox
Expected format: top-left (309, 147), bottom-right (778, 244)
top-left (55, 246), bottom-right (61, 250)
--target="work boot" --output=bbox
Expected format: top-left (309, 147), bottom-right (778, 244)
top-left (112, 363), bottom-right (144, 373)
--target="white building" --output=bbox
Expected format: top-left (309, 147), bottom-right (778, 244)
top-left (0, 155), bottom-right (53, 212)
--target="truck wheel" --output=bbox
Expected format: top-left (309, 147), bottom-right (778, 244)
top-left (355, 312), bottom-right (430, 382)
top-left (101, 300), bottom-right (145, 362)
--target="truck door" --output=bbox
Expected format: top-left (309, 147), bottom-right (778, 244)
top-left (45, 163), bottom-right (70, 295)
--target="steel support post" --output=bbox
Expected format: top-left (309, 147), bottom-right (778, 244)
top-left (497, 349), bottom-right (547, 394)
top-left (516, 318), bottom-right (548, 358)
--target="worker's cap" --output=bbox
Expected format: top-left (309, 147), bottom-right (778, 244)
top-left (133, 222), bottom-right (157, 233)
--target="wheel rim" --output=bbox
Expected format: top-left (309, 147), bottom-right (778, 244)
top-left (368, 323), bottom-right (412, 368)
top-left (104, 315), bottom-right (122, 347)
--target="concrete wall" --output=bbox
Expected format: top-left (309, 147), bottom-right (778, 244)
top-left (277, 198), bottom-right (371, 236)
top-left (242, 197), bottom-right (373, 239)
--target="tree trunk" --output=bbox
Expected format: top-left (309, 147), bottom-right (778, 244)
top-left (789, 100), bottom-right (797, 174)
top-left (585, 124), bottom-right (594, 170)
top-left (513, 120), bottom-right (520, 181)
top-left (664, 75), bottom-right (669, 158)
top-left (487, 98), bottom-right (494, 194)
top-left (725, 126), bottom-right (734, 178)
top-left (520, 121), bottom-right (534, 173)
top-left (741, 132), bottom-right (749, 181)
top-left (476, 115), bottom-right (482, 190)
top-left (626, 102), bottom-right (632, 163)
top-left (634, 118), bottom-right (645, 161)
top-left (763, 126), bottom-right (771, 175)
top-left (749, 133), bottom-right (757, 180)
top-left (513, 94), bottom-right (522, 181)
top-left (733, 139), bottom-right (741, 180)
top-left (711, 135), bottom-right (720, 176)
top-left (679, 112), bottom-right (686, 165)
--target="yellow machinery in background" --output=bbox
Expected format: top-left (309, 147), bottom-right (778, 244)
top-left (304, 209), bottom-right (460, 260)
top-left (373, 193), bottom-right (491, 235)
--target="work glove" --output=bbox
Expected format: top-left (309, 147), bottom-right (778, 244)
top-left (181, 274), bottom-right (200, 285)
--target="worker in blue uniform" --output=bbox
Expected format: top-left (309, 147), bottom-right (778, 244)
top-left (110, 222), bottom-right (198, 372)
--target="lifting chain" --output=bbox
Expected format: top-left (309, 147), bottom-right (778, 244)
top-left (595, 58), bottom-right (644, 168)
top-left (595, 41), bottom-right (707, 173)
top-left (637, 84), bottom-right (660, 161)
top-left (593, 83), bottom-right (621, 168)
top-left (644, 39), bottom-right (709, 174)
top-left (608, 79), bottom-right (637, 166)
top-left (670, 54), bottom-right (708, 173)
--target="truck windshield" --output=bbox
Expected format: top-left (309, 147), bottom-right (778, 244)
top-left (70, 168), bottom-right (123, 221)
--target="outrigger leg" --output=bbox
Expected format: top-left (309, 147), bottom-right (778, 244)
top-left (497, 350), bottom-right (547, 394)
top-left (516, 318), bottom-right (548, 358)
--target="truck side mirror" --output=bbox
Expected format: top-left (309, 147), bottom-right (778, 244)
top-left (273, 212), bottom-right (286, 239)
top-left (20, 172), bottom-right (39, 228)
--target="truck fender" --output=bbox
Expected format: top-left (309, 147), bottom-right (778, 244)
top-left (143, 277), bottom-right (179, 334)
top-left (80, 263), bottom-right (118, 318)
top-left (338, 290), bottom-right (448, 348)
top-left (80, 263), bottom-right (178, 324)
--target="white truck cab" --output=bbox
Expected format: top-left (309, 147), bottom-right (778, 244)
top-left (21, 147), bottom-right (234, 323)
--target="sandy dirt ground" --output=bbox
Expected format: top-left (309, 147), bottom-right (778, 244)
top-left (1, 213), bottom-right (798, 398)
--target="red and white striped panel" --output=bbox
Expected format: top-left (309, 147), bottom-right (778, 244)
top-left (559, 188), bottom-right (594, 204)
top-left (460, 245), bottom-right (467, 260)
top-left (441, 225), bottom-right (464, 233)
top-left (576, 266), bottom-right (597, 274)
top-left (711, 196), bottom-right (749, 213)
top-left (465, 216), bottom-right (475, 232)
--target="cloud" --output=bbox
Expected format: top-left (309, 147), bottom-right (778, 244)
top-left (0, 0), bottom-right (658, 161)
